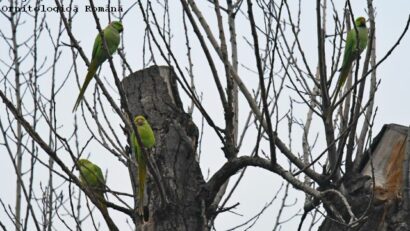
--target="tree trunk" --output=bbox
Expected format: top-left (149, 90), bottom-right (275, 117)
top-left (123, 65), bottom-right (207, 231)
top-left (319, 123), bottom-right (410, 231)
top-left (318, 173), bottom-right (410, 231)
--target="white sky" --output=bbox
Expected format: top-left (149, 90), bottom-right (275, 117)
top-left (1, 0), bottom-right (410, 230)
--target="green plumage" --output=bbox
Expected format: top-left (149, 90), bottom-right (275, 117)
top-left (131, 115), bottom-right (155, 216)
top-left (336, 17), bottom-right (368, 95)
top-left (77, 159), bottom-right (107, 213)
top-left (72, 21), bottom-right (123, 111)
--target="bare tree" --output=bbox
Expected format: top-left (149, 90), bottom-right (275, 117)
top-left (1, 0), bottom-right (409, 230)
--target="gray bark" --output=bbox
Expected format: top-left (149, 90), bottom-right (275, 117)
top-left (319, 125), bottom-right (410, 230)
top-left (123, 65), bottom-right (207, 231)
top-left (318, 173), bottom-right (410, 231)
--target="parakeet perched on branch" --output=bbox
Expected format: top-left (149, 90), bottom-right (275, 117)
top-left (77, 159), bottom-right (107, 213)
top-left (131, 115), bottom-right (155, 216)
top-left (72, 21), bottom-right (123, 111)
top-left (336, 16), bottom-right (368, 95)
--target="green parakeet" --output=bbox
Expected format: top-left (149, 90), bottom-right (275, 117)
top-left (72, 21), bottom-right (123, 111)
top-left (336, 17), bottom-right (368, 95)
top-left (131, 115), bottom-right (155, 216)
top-left (77, 159), bottom-right (107, 214)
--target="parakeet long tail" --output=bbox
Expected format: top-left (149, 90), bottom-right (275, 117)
top-left (72, 60), bottom-right (99, 112)
top-left (87, 189), bottom-right (108, 215)
top-left (138, 157), bottom-right (147, 216)
top-left (335, 62), bottom-right (353, 97)
top-left (96, 192), bottom-right (109, 215)
top-left (338, 62), bottom-right (353, 88)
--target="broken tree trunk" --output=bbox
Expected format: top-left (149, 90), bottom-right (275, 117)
top-left (319, 124), bottom-right (410, 231)
top-left (123, 65), bottom-right (207, 231)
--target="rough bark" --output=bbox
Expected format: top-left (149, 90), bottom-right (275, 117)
top-left (123, 65), bottom-right (206, 231)
top-left (319, 124), bottom-right (410, 231)
top-left (318, 174), bottom-right (410, 231)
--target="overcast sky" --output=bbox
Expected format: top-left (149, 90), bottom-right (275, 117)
top-left (1, 1), bottom-right (410, 230)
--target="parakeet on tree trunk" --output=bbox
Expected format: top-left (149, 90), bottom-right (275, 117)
top-left (72, 21), bottom-right (123, 111)
top-left (131, 115), bottom-right (155, 217)
top-left (77, 159), bottom-right (107, 214)
top-left (336, 16), bottom-right (368, 96)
